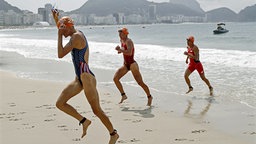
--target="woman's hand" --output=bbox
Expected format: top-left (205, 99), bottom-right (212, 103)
top-left (115, 45), bottom-right (121, 54)
top-left (51, 8), bottom-right (59, 26)
top-left (58, 29), bottom-right (65, 37)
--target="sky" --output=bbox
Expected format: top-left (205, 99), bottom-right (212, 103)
top-left (4, 0), bottom-right (256, 13)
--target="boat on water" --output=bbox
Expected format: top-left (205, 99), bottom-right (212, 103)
top-left (213, 23), bottom-right (229, 34)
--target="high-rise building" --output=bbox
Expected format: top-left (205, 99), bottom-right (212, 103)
top-left (45, 3), bottom-right (52, 22)
top-left (37, 3), bottom-right (52, 22)
top-left (38, 8), bottom-right (46, 21)
top-left (148, 5), bottom-right (156, 21)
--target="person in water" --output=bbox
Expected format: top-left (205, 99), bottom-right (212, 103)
top-left (184, 36), bottom-right (213, 95)
top-left (113, 28), bottom-right (153, 106)
top-left (51, 9), bottom-right (119, 144)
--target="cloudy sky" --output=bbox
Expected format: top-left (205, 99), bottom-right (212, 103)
top-left (4, 0), bottom-right (256, 13)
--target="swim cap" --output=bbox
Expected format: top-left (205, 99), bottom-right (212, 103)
top-left (57, 16), bottom-right (74, 29)
top-left (118, 28), bottom-right (129, 35)
top-left (187, 36), bottom-right (194, 43)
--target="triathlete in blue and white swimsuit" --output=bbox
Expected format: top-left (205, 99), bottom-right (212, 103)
top-left (71, 32), bottom-right (94, 84)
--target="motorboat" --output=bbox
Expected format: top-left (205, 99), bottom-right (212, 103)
top-left (213, 23), bottom-right (229, 34)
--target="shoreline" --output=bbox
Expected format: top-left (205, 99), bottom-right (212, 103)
top-left (0, 25), bottom-right (33, 30)
top-left (1, 70), bottom-right (255, 144)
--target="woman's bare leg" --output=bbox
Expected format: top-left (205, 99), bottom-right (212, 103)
top-left (81, 73), bottom-right (119, 144)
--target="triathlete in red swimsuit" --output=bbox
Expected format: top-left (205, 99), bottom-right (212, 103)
top-left (121, 42), bottom-right (136, 70)
top-left (184, 36), bottom-right (213, 95)
top-left (114, 28), bottom-right (153, 106)
top-left (187, 46), bottom-right (204, 74)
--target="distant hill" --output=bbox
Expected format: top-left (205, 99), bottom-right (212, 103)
top-left (1, 0), bottom-right (255, 23)
top-left (71, 0), bottom-right (205, 17)
top-left (169, 0), bottom-right (204, 13)
top-left (206, 8), bottom-right (238, 22)
top-left (0, 0), bottom-right (22, 13)
top-left (155, 2), bottom-right (204, 17)
top-left (71, 0), bottom-right (150, 16)
top-left (238, 4), bottom-right (256, 22)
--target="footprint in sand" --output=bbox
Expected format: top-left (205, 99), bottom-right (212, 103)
top-left (247, 114), bottom-right (255, 117)
top-left (132, 119), bottom-right (142, 123)
top-left (44, 119), bottom-right (55, 122)
top-left (0, 113), bottom-right (6, 119)
top-left (19, 123), bottom-right (35, 130)
top-left (202, 120), bottom-right (210, 124)
top-left (243, 131), bottom-right (256, 135)
top-left (104, 108), bottom-right (112, 111)
top-left (57, 125), bottom-right (70, 131)
top-left (80, 110), bottom-right (92, 115)
top-left (60, 128), bottom-right (69, 131)
top-left (130, 138), bottom-right (140, 142)
top-left (105, 111), bottom-right (111, 115)
top-left (117, 140), bottom-right (127, 143)
top-left (6, 116), bottom-right (15, 119)
top-left (248, 123), bottom-right (255, 126)
top-left (72, 138), bottom-right (81, 141)
top-left (9, 118), bottom-right (22, 121)
top-left (101, 99), bottom-right (112, 104)
top-left (145, 129), bottom-right (153, 132)
top-left (8, 103), bottom-right (16, 107)
top-left (26, 90), bottom-right (35, 93)
top-left (17, 112), bottom-right (26, 115)
top-left (35, 104), bottom-right (55, 109)
top-left (3, 111), bottom-right (26, 122)
top-left (175, 138), bottom-right (188, 141)
top-left (58, 125), bottom-right (67, 128)
top-left (47, 114), bottom-right (57, 117)
top-left (118, 138), bottom-right (140, 143)
top-left (175, 138), bottom-right (195, 142)
top-left (123, 118), bottom-right (132, 121)
top-left (191, 129), bottom-right (206, 134)
top-left (46, 106), bottom-right (56, 109)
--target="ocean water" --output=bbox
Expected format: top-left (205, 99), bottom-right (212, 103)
top-left (0, 22), bottom-right (256, 111)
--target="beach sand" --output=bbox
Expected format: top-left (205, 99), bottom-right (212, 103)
top-left (0, 71), bottom-right (254, 144)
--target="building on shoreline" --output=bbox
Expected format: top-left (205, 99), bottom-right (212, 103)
top-left (1, 3), bottom-right (207, 26)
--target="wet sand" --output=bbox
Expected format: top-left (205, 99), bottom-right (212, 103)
top-left (0, 71), bottom-right (254, 144)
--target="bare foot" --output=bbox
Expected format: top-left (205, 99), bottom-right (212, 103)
top-left (147, 95), bottom-right (153, 106)
top-left (119, 95), bottom-right (127, 104)
top-left (186, 87), bottom-right (193, 94)
top-left (109, 133), bottom-right (119, 144)
top-left (81, 119), bottom-right (91, 138)
top-left (209, 87), bottom-right (213, 96)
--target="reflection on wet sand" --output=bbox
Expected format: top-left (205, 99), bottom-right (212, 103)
top-left (184, 97), bottom-right (214, 118)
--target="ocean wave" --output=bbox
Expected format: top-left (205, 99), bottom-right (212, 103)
top-left (1, 37), bottom-right (255, 69)
top-left (134, 43), bottom-right (256, 68)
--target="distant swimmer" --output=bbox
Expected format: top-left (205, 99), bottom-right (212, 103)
top-left (113, 28), bottom-right (153, 106)
top-left (183, 36), bottom-right (213, 96)
top-left (51, 8), bottom-right (119, 144)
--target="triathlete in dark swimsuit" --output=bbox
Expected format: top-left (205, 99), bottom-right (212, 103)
top-left (52, 15), bottom-right (118, 143)
top-left (71, 31), bottom-right (94, 85)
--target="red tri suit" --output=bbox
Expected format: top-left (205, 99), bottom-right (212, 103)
top-left (187, 46), bottom-right (204, 74)
top-left (121, 42), bottom-right (135, 70)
